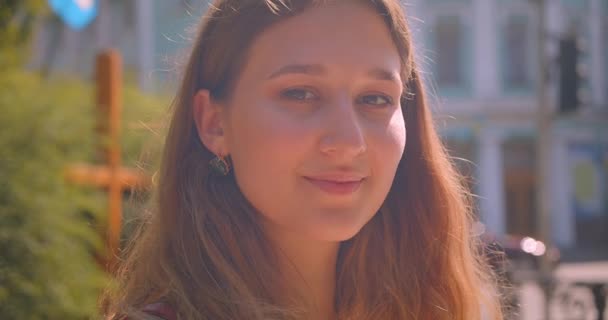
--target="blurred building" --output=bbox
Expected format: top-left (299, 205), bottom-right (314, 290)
top-left (29, 0), bottom-right (207, 91)
top-left (408, 0), bottom-right (608, 261)
top-left (31, 0), bottom-right (607, 261)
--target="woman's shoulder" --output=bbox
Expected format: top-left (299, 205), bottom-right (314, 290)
top-left (140, 302), bottom-right (177, 320)
top-left (115, 302), bottom-right (176, 320)
top-left (110, 302), bottom-right (177, 320)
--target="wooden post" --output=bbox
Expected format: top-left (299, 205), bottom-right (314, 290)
top-left (96, 50), bottom-right (123, 271)
top-left (65, 50), bottom-right (151, 273)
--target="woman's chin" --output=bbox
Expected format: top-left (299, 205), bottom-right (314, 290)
top-left (307, 219), bottom-right (369, 242)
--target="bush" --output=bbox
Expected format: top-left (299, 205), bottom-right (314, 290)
top-left (0, 68), bottom-right (168, 319)
top-left (0, 1), bottom-right (49, 69)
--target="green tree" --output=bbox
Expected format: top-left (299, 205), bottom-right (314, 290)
top-left (0, 67), bottom-right (167, 318)
top-left (0, 4), bottom-right (169, 317)
top-left (0, 0), bottom-right (49, 68)
top-left (0, 70), bottom-right (106, 319)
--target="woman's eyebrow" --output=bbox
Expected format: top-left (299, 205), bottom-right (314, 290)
top-left (367, 68), bottom-right (401, 85)
top-left (267, 64), bottom-right (325, 79)
top-left (267, 64), bottom-right (401, 86)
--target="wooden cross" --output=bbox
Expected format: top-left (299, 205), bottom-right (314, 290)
top-left (65, 50), bottom-right (151, 272)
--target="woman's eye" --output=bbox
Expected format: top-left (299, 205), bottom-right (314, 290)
top-left (280, 88), bottom-right (318, 101)
top-left (358, 94), bottom-right (393, 107)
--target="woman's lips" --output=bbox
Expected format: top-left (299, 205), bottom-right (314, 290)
top-left (303, 177), bottom-right (364, 195)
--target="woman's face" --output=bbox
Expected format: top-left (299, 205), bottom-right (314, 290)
top-left (222, 2), bottom-right (406, 242)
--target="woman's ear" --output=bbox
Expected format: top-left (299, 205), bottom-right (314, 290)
top-left (193, 89), bottom-right (228, 156)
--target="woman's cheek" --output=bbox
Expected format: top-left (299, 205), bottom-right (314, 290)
top-left (366, 111), bottom-right (406, 156)
top-left (234, 101), bottom-right (310, 170)
top-left (386, 111), bottom-right (407, 155)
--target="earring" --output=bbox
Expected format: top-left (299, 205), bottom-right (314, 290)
top-left (209, 154), bottom-right (230, 176)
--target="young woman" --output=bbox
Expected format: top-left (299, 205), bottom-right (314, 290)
top-left (104, 0), bottom-right (503, 319)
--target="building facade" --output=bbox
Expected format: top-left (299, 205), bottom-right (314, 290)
top-left (409, 0), bottom-right (608, 260)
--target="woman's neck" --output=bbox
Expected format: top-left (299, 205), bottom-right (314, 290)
top-left (267, 228), bottom-right (340, 320)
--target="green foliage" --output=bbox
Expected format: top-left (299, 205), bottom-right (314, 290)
top-left (0, 68), bottom-right (168, 319)
top-left (120, 83), bottom-right (169, 238)
top-left (0, 0), bottom-right (49, 68)
top-left (121, 85), bottom-right (169, 170)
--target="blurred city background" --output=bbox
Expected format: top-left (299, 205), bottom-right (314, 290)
top-left (0, 0), bottom-right (606, 319)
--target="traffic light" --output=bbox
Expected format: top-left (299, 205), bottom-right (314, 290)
top-left (558, 35), bottom-right (587, 114)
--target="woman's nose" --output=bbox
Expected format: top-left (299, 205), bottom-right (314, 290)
top-left (318, 98), bottom-right (367, 159)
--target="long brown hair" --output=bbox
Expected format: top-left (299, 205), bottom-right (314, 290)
top-left (103, 1), bottom-right (503, 319)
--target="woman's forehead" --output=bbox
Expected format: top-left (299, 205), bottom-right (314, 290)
top-left (241, 2), bottom-right (402, 81)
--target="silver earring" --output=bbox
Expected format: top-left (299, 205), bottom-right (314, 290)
top-left (209, 155), bottom-right (230, 176)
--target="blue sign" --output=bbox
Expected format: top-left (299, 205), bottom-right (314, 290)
top-left (48, 0), bottom-right (98, 30)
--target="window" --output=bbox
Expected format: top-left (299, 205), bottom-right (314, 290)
top-left (502, 15), bottom-right (532, 91)
top-left (502, 138), bottom-right (537, 237)
top-left (444, 136), bottom-right (478, 203)
top-left (436, 16), bottom-right (464, 88)
top-left (560, 0), bottom-right (588, 11)
top-left (569, 143), bottom-right (608, 249)
top-left (428, 11), bottom-right (472, 97)
top-left (604, 1), bottom-right (608, 99)
top-left (423, 0), bottom-right (473, 97)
